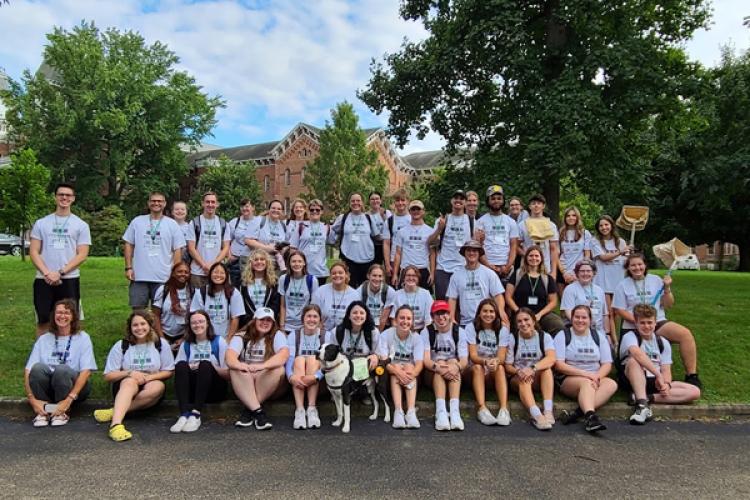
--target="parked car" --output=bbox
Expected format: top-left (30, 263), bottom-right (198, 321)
top-left (0, 233), bottom-right (30, 256)
top-left (675, 253), bottom-right (701, 271)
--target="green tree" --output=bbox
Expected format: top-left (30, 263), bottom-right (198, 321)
top-left (80, 205), bottom-right (129, 257)
top-left (190, 156), bottom-right (263, 218)
top-left (304, 102), bottom-right (389, 215)
top-left (0, 148), bottom-right (53, 260)
top-left (0, 21), bottom-right (223, 217)
top-left (360, 0), bottom-right (710, 222)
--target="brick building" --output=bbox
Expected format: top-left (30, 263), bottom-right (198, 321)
top-left (693, 241), bottom-right (740, 270)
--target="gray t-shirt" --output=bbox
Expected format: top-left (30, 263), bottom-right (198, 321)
top-left (278, 275), bottom-right (319, 331)
top-left (389, 288), bottom-right (434, 331)
top-left (386, 213), bottom-right (413, 261)
top-left (104, 340), bottom-right (175, 373)
top-left (228, 216), bottom-right (262, 258)
top-left (190, 288), bottom-right (245, 338)
top-left (153, 285), bottom-right (192, 337)
top-left (560, 281), bottom-right (608, 331)
top-left (311, 284), bottom-right (360, 332)
top-left (289, 222), bottom-right (329, 278)
top-left (123, 215), bottom-right (186, 283)
top-left (464, 323), bottom-right (510, 359)
top-left (330, 213), bottom-right (378, 263)
top-left (476, 213), bottom-right (519, 266)
top-left (186, 215), bottom-right (232, 276)
top-left (377, 327), bottom-right (424, 365)
top-left (435, 214), bottom-right (473, 273)
top-left (505, 331), bottom-right (555, 369)
top-left (394, 223), bottom-right (433, 269)
top-left (31, 213), bottom-right (92, 279)
top-left (25, 332), bottom-right (98, 372)
top-left (446, 265), bottom-right (505, 326)
top-left (554, 328), bottom-right (612, 373)
top-left (419, 326), bottom-right (469, 361)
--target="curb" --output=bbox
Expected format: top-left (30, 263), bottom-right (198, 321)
top-left (3, 398), bottom-right (749, 421)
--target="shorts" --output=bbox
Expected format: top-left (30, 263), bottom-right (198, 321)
top-left (33, 278), bottom-right (81, 325)
top-left (112, 378), bottom-right (166, 403)
top-left (617, 364), bottom-right (658, 396)
top-left (128, 281), bottom-right (162, 308)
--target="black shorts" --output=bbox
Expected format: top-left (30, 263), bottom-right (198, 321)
top-left (33, 278), bottom-right (81, 325)
top-left (617, 366), bottom-right (658, 396)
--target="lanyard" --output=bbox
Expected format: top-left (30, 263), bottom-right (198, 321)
top-left (395, 333), bottom-right (411, 359)
top-left (148, 217), bottom-right (162, 244)
top-left (528, 275), bottom-right (541, 295)
top-left (634, 279), bottom-right (647, 304)
top-left (53, 215), bottom-right (70, 236)
top-left (347, 331), bottom-right (363, 354)
top-left (54, 335), bottom-right (73, 365)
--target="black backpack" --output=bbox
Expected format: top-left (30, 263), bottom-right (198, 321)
top-left (560, 325), bottom-right (601, 347)
top-left (335, 325), bottom-right (375, 357)
top-left (336, 211), bottom-right (375, 247)
top-left (438, 214), bottom-right (475, 250)
top-left (192, 215), bottom-right (227, 246)
top-left (294, 329), bottom-right (327, 356)
top-left (360, 281), bottom-right (389, 306)
top-left (427, 324), bottom-right (460, 355)
top-left (510, 330), bottom-right (546, 363)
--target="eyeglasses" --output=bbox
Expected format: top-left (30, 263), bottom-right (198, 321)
top-left (149, 199), bottom-right (166, 204)
top-left (309, 208), bottom-right (321, 213)
top-left (56, 193), bottom-right (75, 198)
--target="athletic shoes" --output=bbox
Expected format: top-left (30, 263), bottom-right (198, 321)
top-left (170, 415), bottom-right (189, 433)
top-left (584, 413), bottom-right (606, 433)
top-left (496, 408), bottom-right (512, 426)
top-left (293, 409), bottom-right (307, 430)
top-left (50, 414), bottom-right (69, 426)
top-left (33, 414), bottom-right (49, 427)
top-left (560, 407), bottom-right (584, 425)
top-left (392, 409), bottom-right (406, 429)
top-left (449, 410), bottom-right (465, 431)
top-left (685, 373), bottom-right (703, 389)
top-left (544, 410), bottom-right (555, 426)
top-left (306, 407), bottom-right (321, 429)
top-left (254, 408), bottom-right (272, 430)
top-left (183, 414), bottom-right (201, 433)
top-left (405, 409), bottom-right (420, 429)
top-left (477, 408), bottom-right (496, 426)
top-left (629, 404), bottom-right (653, 425)
top-left (435, 410), bottom-right (450, 431)
top-left (235, 408), bottom-right (255, 428)
top-left (532, 415), bottom-right (552, 431)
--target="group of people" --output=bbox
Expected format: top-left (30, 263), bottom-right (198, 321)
top-left (23, 182), bottom-right (702, 441)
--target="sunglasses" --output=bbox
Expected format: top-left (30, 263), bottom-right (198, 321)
top-left (409, 207), bottom-right (422, 212)
top-left (309, 208), bottom-right (321, 213)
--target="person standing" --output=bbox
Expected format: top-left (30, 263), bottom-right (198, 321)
top-left (368, 191), bottom-right (391, 266)
top-left (383, 189), bottom-right (412, 283)
top-left (391, 200), bottom-right (434, 289)
top-left (186, 192), bottom-right (231, 288)
top-left (122, 192), bottom-right (186, 309)
top-left (465, 191), bottom-right (480, 219)
top-left (29, 183), bottom-right (91, 336)
top-left (428, 190), bottom-right (475, 300)
top-left (289, 199), bottom-right (330, 287)
top-left (518, 194), bottom-right (560, 280)
top-left (476, 185), bottom-right (519, 284)
top-left (171, 201), bottom-right (191, 245)
top-left (227, 199), bottom-right (261, 287)
top-left (329, 193), bottom-right (379, 289)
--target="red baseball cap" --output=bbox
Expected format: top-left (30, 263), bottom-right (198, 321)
top-left (430, 300), bottom-right (450, 315)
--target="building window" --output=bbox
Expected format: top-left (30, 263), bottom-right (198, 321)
top-left (284, 169), bottom-right (291, 186)
top-left (300, 147), bottom-right (312, 158)
top-left (263, 175), bottom-right (270, 192)
top-left (284, 197), bottom-right (290, 215)
top-left (706, 244), bottom-right (714, 256)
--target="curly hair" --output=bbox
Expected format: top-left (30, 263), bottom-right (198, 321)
top-left (242, 249), bottom-right (278, 287)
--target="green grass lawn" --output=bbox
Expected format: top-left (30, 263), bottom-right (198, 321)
top-left (1, 256), bottom-right (748, 403)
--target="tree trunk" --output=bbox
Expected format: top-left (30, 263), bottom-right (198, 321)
top-left (738, 238), bottom-right (750, 272)
top-left (716, 240), bottom-right (724, 271)
top-left (542, 167), bottom-right (560, 225)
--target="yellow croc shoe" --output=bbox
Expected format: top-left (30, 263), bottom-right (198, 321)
top-left (108, 424), bottom-right (132, 442)
top-left (94, 407), bottom-right (114, 423)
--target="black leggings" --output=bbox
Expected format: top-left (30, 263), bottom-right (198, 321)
top-left (341, 254), bottom-right (373, 289)
top-left (174, 361), bottom-right (227, 413)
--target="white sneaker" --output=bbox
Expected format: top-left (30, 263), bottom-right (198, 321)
top-left (170, 416), bottom-right (188, 433)
top-left (306, 407), bottom-right (321, 429)
top-left (629, 405), bottom-right (653, 425)
top-left (477, 408), bottom-right (496, 426)
top-left (33, 414), bottom-right (49, 428)
top-left (50, 414), bottom-right (69, 427)
top-left (293, 408), bottom-right (307, 430)
top-left (544, 410), bottom-right (555, 426)
top-left (435, 410), bottom-right (450, 431)
top-left (405, 409), bottom-right (420, 429)
top-left (183, 414), bottom-right (201, 433)
top-left (392, 409), bottom-right (406, 429)
top-left (496, 408), bottom-right (512, 426)
top-left (532, 415), bottom-right (552, 431)
top-left (449, 410), bottom-right (465, 431)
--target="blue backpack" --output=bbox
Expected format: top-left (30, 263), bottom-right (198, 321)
top-left (183, 337), bottom-right (221, 363)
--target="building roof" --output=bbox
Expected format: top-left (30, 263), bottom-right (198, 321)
top-left (402, 150), bottom-right (447, 171)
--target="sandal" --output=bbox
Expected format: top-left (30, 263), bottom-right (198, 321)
top-left (51, 413), bottom-right (70, 426)
top-left (94, 408), bottom-right (114, 423)
top-left (108, 424), bottom-right (132, 442)
top-left (33, 414), bottom-right (49, 427)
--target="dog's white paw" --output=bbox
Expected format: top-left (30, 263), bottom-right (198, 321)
top-left (384, 415), bottom-right (391, 423)
top-left (368, 413), bottom-right (377, 421)
top-left (332, 419), bottom-right (342, 427)
top-left (342, 425), bottom-right (350, 433)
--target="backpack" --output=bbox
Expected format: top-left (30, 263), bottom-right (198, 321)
top-left (283, 274), bottom-right (314, 296)
top-left (510, 330), bottom-right (545, 363)
top-left (360, 280), bottom-right (389, 306)
top-left (192, 215), bottom-right (227, 246)
top-left (513, 271), bottom-right (549, 290)
top-left (337, 211), bottom-right (375, 247)
top-left (619, 331), bottom-right (666, 365)
top-left (294, 329), bottom-right (327, 355)
top-left (335, 325), bottom-right (375, 356)
top-left (121, 338), bottom-right (162, 354)
top-left (561, 325), bottom-right (600, 347)
top-left (438, 214), bottom-right (475, 250)
top-left (427, 324), bottom-right (460, 354)
top-left (183, 336), bottom-right (221, 362)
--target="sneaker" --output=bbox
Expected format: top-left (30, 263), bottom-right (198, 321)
top-left (435, 410), bottom-right (450, 431)
top-left (108, 423), bottom-right (132, 442)
top-left (685, 373), bottom-right (703, 389)
top-left (183, 414), bottom-right (201, 433)
top-left (496, 408), bottom-right (511, 426)
top-left (560, 407), bottom-right (584, 425)
top-left (94, 407), bottom-right (114, 423)
top-left (33, 414), bottom-right (49, 428)
top-left (49, 413), bottom-right (68, 426)
top-left (234, 408), bottom-right (255, 428)
top-left (629, 404), bottom-right (653, 425)
top-left (254, 408), bottom-right (273, 430)
top-left (405, 409), bottom-right (420, 429)
top-left (170, 415), bottom-right (189, 433)
top-left (532, 415), bottom-right (552, 431)
top-left (449, 410), bottom-right (464, 431)
top-left (306, 407), bottom-right (321, 429)
top-left (392, 409), bottom-right (406, 429)
top-left (544, 410), bottom-right (555, 426)
top-left (584, 413), bottom-right (607, 433)
top-left (293, 408), bottom-right (307, 430)
top-left (477, 408), bottom-right (496, 426)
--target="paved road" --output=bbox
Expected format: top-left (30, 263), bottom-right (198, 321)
top-left (2, 415), bottom-right (749, 498)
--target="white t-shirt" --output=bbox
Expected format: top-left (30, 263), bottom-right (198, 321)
top-left (619, 331), bottom-right (672, 375)
top-left (228, 330), bottom-right (288, 364)
top-left (311, 284), bottom-right (360, 332)
top-left (612, 274), bottom-right (666, 329)
top-left (559, 229), bottom-right (592, 273)
top-left (122, 215), bottom-right (185, 283)
top-left (464, 323), bottom-right (510, 359)
top-left (30, 213), bottom-right (92, 279)
top-left (419, 326), bottom-right (469, 361)
top-left (591, 237), bottom-right (627, 293)
top-left (389, 287), bottom-right (434, 331)
top-left (377, 327), bottom-right (424, 365)
top-left (186, 215), bottom-right (232, 276)
top-left (446, 265), bottom-right (505, 325)
top-left (252, 218), bottom-right (288, 247)
top-left (518, 217), bottom-right (559, 273)
top-left (554, 328), bottom-right (612, 373)
top-left (368, 210), bottom-right (389, 241)
top-left (356, 283), bottom-right (397, 324)
top-left (285, 328), bottom-right (326, 378)
top-left (190, 288), bottom-right (245, 337)
top-left (326, 327), bottom-right (381, 357)
top-left (104, 340), bottom-right (175, 373)
top-left (394, 223), bottom-right (433, 269)
top-left (385, 213), bottom-right (413, 261)
top-left (476, 213), bottom-right (519, 266)
top-left (278, 275), bottom-right (319, 331)
top-left (25, 332), bottom-right (98, 372)
top-left (505, 331), bottom-right (555, 369)
top-left (330, 212), bottom-right (378, 263)
top-left (435, 214), bottom-right (474, 273)
top-left (228, 216), bottom-right (262, 258)
top-left (285, 220), bottom-right (309, 242)
top-left (290, 222), bottom-right (329, 277)
top-left (560, 281), bottom-right (608, 331)
top-left (174, 336), bottom-right (228, 369)
top-left (153, 285), bottom-right (193, 337)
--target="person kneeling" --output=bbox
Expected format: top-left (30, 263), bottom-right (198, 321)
top-left (96, 311), bottom-right (175, 442)
top-left (226, 307), bottom-right (289, 430)
top-left (501, 308), bottom-right (555, 431)
top-left (554, 305), bottom-right (618, 433)
top-left (619, 304), bottom-right (700, 425)
top-left (170, 310), bottom-right (230, 433)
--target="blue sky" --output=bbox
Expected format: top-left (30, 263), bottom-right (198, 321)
top-left (1, 0), bottom-right (748, 153)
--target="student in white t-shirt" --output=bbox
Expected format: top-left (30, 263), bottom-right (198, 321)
top-left (618, 304), bottom-right (700, 425)
top-left (289, 199), bottom-right (330, 286)
top-left (378, 305), bottom-right (424, 429)
top-left (368, 191), bottom-right (391, 266)
top-left (465, 299), bottom-right (511, 426)
top-left (95, 311), bottom-right (175, 442)
top-left (240, 249), bottom-right (282, 329)
top-left (391, 200), bottom-right (434, 289)
top-left (517, 193), bottom-right (560, 280)
top-left (383, 188), bottom-right (412, 282)
top-left (557, 206), bottom-right (592, 296)
top-left (329, 193), bottom-right (380, 288)
top-left (287, 304), bottom-right (326, 430)
top-left (278, 250), bottom-right (319, 333)
top-left (171, 200), bottom-right (191, 242)
top-left (226, 307), bottom-right (290, 430)
top-left (500, 308), bottom-right (556, 431)
top-left (591, 214), bottom-right (630, 335)
top-left (389, 266), bottom-right (434, 332)
top-left (357, 264), bottom-right (397, 331)
top-left (327, 301), bottom-right (381, 368)
top-left (190, 262), bottom-right (245, 339)
top-left (227, 198), bottom-right (261, 287)
top-left (170, 310), bottom-right (230, 433)
top-left (153, 261), bottom-right (194, 352)
top-left (613, 253), bottom-right (702, 389)
top-left (476, 185), bottom-right (519, 284)
top-left (245, 199), bottom-right (289, 272)
top-left (554, 305), bottom-right (617, 433)
top-left (186, 192), bottom-right (231, 289)
top-left (285, 199), bottom-right (309, 242)
top-left (560, 260), bottom-right (611, 345)
top-left (24, 299), bottom-right (96, 428)
top-left (312, 261), bottom-right (359, 332)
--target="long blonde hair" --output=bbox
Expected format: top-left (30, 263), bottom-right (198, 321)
top-left (559, 206), bottom-right (584, 242)
top-left (242, 249), bottom-right (278, 287)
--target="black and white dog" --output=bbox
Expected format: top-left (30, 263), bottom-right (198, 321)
top-left (318, 343), bottom-right (390, 433)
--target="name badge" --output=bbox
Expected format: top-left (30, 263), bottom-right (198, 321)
top-left (527, 296), bottom-right (539, 306)
top-left (53, 239), bottom-right (66, 250)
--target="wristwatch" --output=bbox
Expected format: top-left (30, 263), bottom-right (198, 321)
top-left (66, 392), bottom-right (78, 401)
top-left (59, 268), bottom-right (66, 277)
top-left (530, 364), bottom-right (537, 371)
